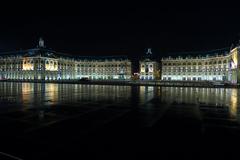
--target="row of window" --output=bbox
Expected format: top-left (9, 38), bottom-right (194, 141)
top-left (141, 64), bottom-right (153, 68)
top-left (0, 68), bottom-right (127, 72)
top-left (162, 60), bottom-right (229, 66)
top-left (0, 63), bottom-right (129, 68)
top-left (77, 64), bottom-right (126, 67)
top-left (163, 65), bottom-right (227, 70)
top-left (140, 72), bottom-right (153, 75)
top-left (163, 77), bottom-right (226, 81)
top-left (164, 72), bottom-right (226, 75)
top-left (162, 68), bottom-right (229, 72)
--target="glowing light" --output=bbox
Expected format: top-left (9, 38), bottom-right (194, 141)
top-left (229, 89), bottom-right (238, 119)
top-left (22, 58), bottom-right (34, 70)
top-left (45, 61), bottom-right (58, 71)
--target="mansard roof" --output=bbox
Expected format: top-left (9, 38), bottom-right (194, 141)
top-left (0, 48), bottom-right (58, 58)
top-left (163, 47), bottom-right (230, 59)
top-left (0, 48), bottom-right (129, 61)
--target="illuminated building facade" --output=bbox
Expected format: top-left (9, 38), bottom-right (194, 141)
top-left (161, 47), bottom-right (240, 83)
top-left (0, 38), bottom-right (132, 80)
top-left (139, 48), bottom-right (160, 80)
top-left (2, 38), bottom-right (240, 83)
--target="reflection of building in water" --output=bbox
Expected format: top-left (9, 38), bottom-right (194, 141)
top-left (230, 89), bottom-right (238, 119)
top-left (45, 84), bottom-right (58, 104)
top-left (62, 84), bottom-right (132, 103)
top-left (160, 87), bottom-right (237, 109)
top-left (161, 47), bottom-right (240, 83)
top-left (0, 38), bottom-right (132, 81)
top-left (21, 83), bottom-right (34, 105)
top-left (21, 83), bottom-right (59, 106)
top-left (139, 86), bottom-right (154, 104)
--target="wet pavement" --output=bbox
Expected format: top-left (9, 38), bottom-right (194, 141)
top-left (0, 82), bottom-right (240, 159)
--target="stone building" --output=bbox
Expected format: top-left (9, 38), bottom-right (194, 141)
top-left (139, 48), bottom-right (160, 80)
top-left (161, 47), bottom-right (240, 83)
top-left (0, 38), bottom-right (132, 80)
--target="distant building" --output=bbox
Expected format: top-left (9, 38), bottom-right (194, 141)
top-left (0, 38), bottom-right (132, 80)
top-left (161, 47), bottom-right (240, 83)
top-left (139, 48), bottom-right (160, 80)
top-left (1, 38), bottom-right (240, 84)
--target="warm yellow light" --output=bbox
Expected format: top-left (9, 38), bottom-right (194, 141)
top-left (22, 63), bottom-right (34, 70)
top-left (232, 50), bottom-right (238, 68)
top-left (45, 64), bottom-right (58, 71)
top-left (21, 83), bottom-right (33, 106)
top-left (229, 89), bottom-right (238, 119)
top-left (45, 83), bottom-right (58, 105)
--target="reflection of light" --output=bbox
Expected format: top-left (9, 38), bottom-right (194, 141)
top-left (22, 83), bottom-right (33, 106)
top-left (46, 84), bottom-right (58, 105)
top-left (139, 86), bottom-right (145, 104)
top-left (229, 89), bottom-right (238, 119)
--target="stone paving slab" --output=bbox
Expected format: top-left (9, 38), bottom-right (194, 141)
top-left (0, 101), bottom-right (240, 159)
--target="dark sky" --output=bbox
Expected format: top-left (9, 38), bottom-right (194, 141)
top-left (0, 2), bottom-right (239, 58)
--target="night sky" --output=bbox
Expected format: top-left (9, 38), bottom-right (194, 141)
top-left (0, 3), bottom-right (240, 59)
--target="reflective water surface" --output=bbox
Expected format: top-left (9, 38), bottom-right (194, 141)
top-left (0, 82), bottom-right (239, 114)
top-left (1, 82), bottom-right (240, 159)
